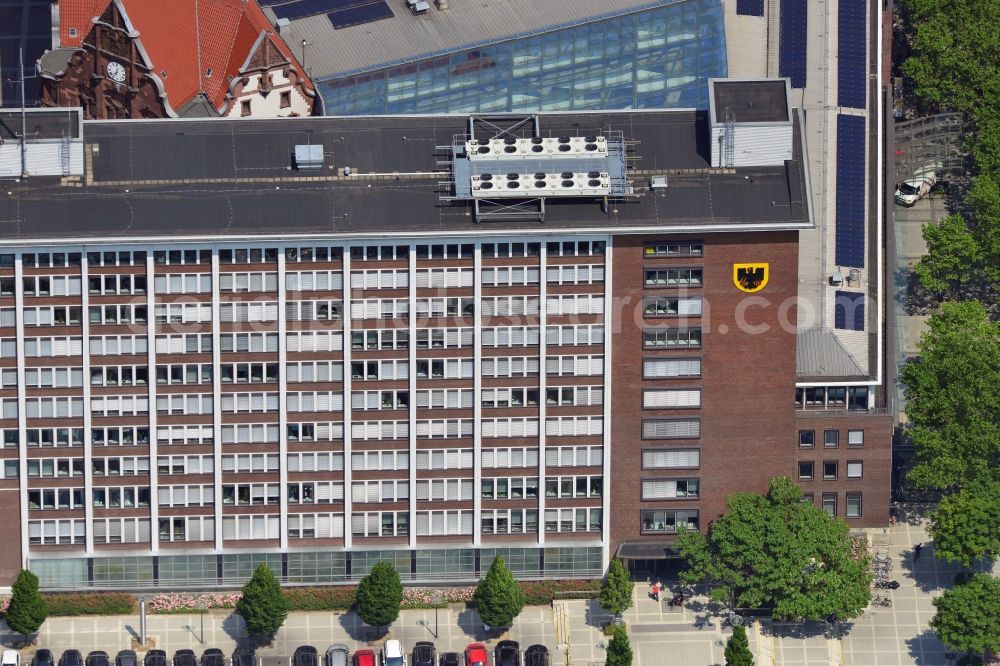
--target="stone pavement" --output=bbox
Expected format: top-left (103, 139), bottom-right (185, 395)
top-left (0, 604), bottom-right (560, 663)
top-left (1, 508), bottom-right (996, 666)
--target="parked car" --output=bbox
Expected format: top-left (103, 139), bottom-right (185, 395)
top-left (230, 649), bottom-right (253, 666)
top-left (523, 646), bottom-right (548, 666)
top-left (85, 652), bottom-right (108, 666)
top-left (352, 651), bottom-right (376, 666)
top-left (115, 651), bottom-right (137, 666)
top-left (173, 651), bottom-right (196, 666)
top-left (379, 640), bottom-right (405, 666)
top-left (325, 645), bottom-right (349, 666)
top-left (411, 643), bottom-right (434, 666)
top-left (293, 646), bottom-right (319, 666)
top-left (143, 651), bottom-right (166, 666)
top-left (200, 650), bottom-right (223, 666)
top-left (493, 642), bottom-right (519, 666)
top-left (463, 644), bottom-right (487, 666)
top-left (438, 655), bottom-right (460, 666)
top-left (59, 651), bottom-right (83, 666)
top-left (2, 650), bottom-right (21, 666)
top-left (33, 649), bottom-right (54, 666)
top-left (895, 165), bottom-right (939, 206)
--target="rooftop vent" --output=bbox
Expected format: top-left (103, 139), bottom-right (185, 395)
top-left (294, 145), bottom-right (324, 170)
top-left (276, 17), bottom-right (291, 38)
top-left (406, 0), bottom-right (430, 13)
top-left (650, 175), bottom-right (669, 190)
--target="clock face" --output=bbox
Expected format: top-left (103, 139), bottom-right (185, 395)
top-left (107, 61), bottom-right (126, 83)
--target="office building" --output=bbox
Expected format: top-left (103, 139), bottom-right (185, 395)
top-left (0, 76), bottom-right (889, 588)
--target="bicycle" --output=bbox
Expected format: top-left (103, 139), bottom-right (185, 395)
top-left (871, 596), bottom-right (892, 608)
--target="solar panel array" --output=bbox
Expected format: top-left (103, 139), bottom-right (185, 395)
top-left (779, 0), bottom-right (807, 88)
top-left (329, 1), bottom-right (393, 28)
top-left (834, 291), bottom-right (865, 331)
top-left (736, 0), bottom-right (764, 16)
top-left (835, 114), bottom-right (866, 268)
top-left (838, 0), bottom-right (867, 108)
top-left (270, 0), bottom-right (393, 25)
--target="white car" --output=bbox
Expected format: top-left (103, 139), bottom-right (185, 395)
top-left (2, 650), bottom-right (20, 666)
top-left (894, 166), bottom-right (938, 206)
top-left (379, 641), bottom-right (405, 666)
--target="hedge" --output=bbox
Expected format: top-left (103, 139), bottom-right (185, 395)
top-left (518, 579), bottom-right (600, 605)
top-left (44, 592), bottom-right (137, 616)
top-left (284, 586), bottom-right (357, 611)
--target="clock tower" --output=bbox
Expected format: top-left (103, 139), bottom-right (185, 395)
top-left (39, 0), bottom-right (169, 119)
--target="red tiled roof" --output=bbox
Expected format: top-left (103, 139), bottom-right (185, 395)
top-left (58, 0), bottom-right (313, 114)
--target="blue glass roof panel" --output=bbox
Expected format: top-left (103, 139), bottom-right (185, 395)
top-left (835, 291), bottom-right (865, 331)
top-left (329, 1), bottom-right (394, 29)
top-left (779, 0), bottom-right (807, 88)
top-left (837, 0), bottom-right (867, 108)
top-left (736, 0), bottom-right (764, 16)
top-left (835, 113), bottom-right (866, 268)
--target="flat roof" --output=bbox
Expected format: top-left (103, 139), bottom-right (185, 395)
top-left (711, 80), bottom-right (790, 124)
top-left (265, 0), bottom-right (680, 80)
top-left (0, 110), bottom-right (811, 243)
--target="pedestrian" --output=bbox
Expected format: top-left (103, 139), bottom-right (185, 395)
top-left (889, 514), bottom-right (897, 527)
top-left (649, 582), bottom-right (657, 601)
top-left (914, 543), bottom-right (923, 560)
top-left (654, 581), bottom-right (662, 602)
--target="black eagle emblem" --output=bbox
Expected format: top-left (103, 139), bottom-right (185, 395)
top-left (737, 266), bottom-right (765, 290)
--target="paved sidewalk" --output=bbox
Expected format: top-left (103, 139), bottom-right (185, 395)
top-left (2, 510), bottom-right (995, 666)
top-left (0, 605), bottom-right (560, 662)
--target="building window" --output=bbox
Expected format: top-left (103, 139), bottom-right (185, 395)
top-left (241, 100), bottom-right (251, 117)
top-left (798, 430), bottom-right (814, 448)
top-left (643, 268), bottom-right (703, 287)
top-left (846, 461), bottom-right (863, 478)
top-left (797, 461), bottom-right (814, 480)
top-left (822, 493), bottom-right (837, 516)
top-left (847, 430), bottom-right (864, 447)
top-left (642, 327), bottom-right (702, 348)
top-left (803, 492), bottom-right (814, 504)
top-left (824, 430), bottom-right (839, 448)
top-left (643, 296), bottom-right (702, 317)
top-left (643, 241), bottom-right (703, 257)
top-left (640, 509), bottom-right (699, 534)
top-left (846, 492), bottom-right (862, 517)
top-left (280, 91), bottom-right (291, 108)
top-left (823, 461), bottom-right (838, 479)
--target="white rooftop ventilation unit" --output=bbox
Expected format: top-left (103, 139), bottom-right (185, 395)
top-left (470, 170), bottom-right (611, 198)
top-left (294, 145), bottom-right (324, 170)
top-left (465, 136), bottom-right (608, 161)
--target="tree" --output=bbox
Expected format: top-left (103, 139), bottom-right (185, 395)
top-left (930, 574), bottom-right (1000, 654)
top-left (235, 564), bottom-right (288, 644)
top-left (473, 555), bottom-right (524, 629)
top-left (598, 559), bottom-right (633, 619)
top-left (355, 561), bottom-right (403, 632)
top-left (5, 569), bottom-right (48, 638)
top-left (724, 625), bottom-right (755, 666)
top-left (676, 477), bottom-right (871, 621)
top-left (605, 626), bottom-right (633, 666)
top-left (914, 215), bottom-right (986, 298)
top-left (928, 481), bottom-right (1000, 567)
top-left (900, 301), bottom-right (1000, 492)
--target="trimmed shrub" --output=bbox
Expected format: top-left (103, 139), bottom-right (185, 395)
top-left (284, 586), bottom-right (357, 611)
top-left (44, 592), bottom-right (136, 616)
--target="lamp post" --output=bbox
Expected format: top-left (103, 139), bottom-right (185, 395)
top-left (432, 591), bottom-right (443, 639)
top-left (300, 40), bottom-right (312, 76)
top-left (139, 597), bottom-right (147, 647)
top-left (197, 598), bottom-right (209, 644)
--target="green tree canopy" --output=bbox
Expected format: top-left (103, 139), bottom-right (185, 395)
top-left (598, 559), bottom-right (633, 618)
top-left (473, 555), bottom-right (524, 629)
top-left (901, 0), bottom-right (1000, 125)
top-left (5, 569), bottom-right (48, 637)
top-left (355, 562), bottom-right (403, 630)
top-left (928, 481), bottom-right (1000, 567)
top-left (605, 626), bottom-right (633, 666)
top-left (930, 574), bottom-right (1000, 654)
top-left (900, 301), bottom-right (1000, 491)
top-left (235, 564), bottom-right (289, 643)
top-left (724, 624), bottom-right (755, 666)
top-left (914, 215), bottom-right (986, 298)
top-left (676, 477), bottom-right (871, 621)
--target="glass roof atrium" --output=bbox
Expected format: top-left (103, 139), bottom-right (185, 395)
top-left (318, 0), bottom-right (727, 115)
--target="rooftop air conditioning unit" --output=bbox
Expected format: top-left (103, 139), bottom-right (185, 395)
top-left (830, 270), bottom-right (844, 286)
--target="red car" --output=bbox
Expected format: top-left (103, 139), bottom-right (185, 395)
top-left (464, 645), bottom-right (488, 666)
top-left (352, 652), bottom-right (375, 666)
